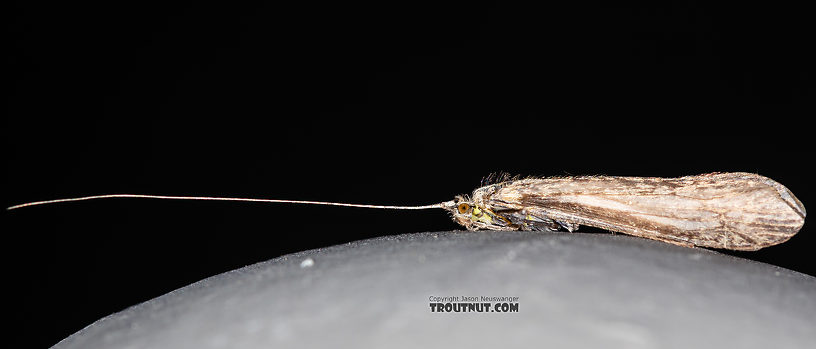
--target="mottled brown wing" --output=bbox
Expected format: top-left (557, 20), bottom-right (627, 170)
top-left (488, 173), bottom-right (805, 251)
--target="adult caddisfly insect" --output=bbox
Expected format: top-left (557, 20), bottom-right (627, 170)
top-left (7, 172), bottom-right (805, 251)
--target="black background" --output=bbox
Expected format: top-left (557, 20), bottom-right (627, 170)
top-left (6, 1), bottom-right (813, 347)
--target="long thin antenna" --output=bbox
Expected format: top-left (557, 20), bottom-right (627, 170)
top-left (7, 194), bottom-right (454, 211)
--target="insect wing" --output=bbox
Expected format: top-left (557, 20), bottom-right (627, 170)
top-left (488, 173), bottom-right (805, 251)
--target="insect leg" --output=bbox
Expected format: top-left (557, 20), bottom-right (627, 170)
top-left (555, 220), bottom-right (579, 232)
top-left (499, 210), bottom-right (560, 231)
top-left (633, 234), bottom-right (696, 248)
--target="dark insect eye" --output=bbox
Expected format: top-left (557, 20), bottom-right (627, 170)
top-left (457, 203), bottom-right (470, 214)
